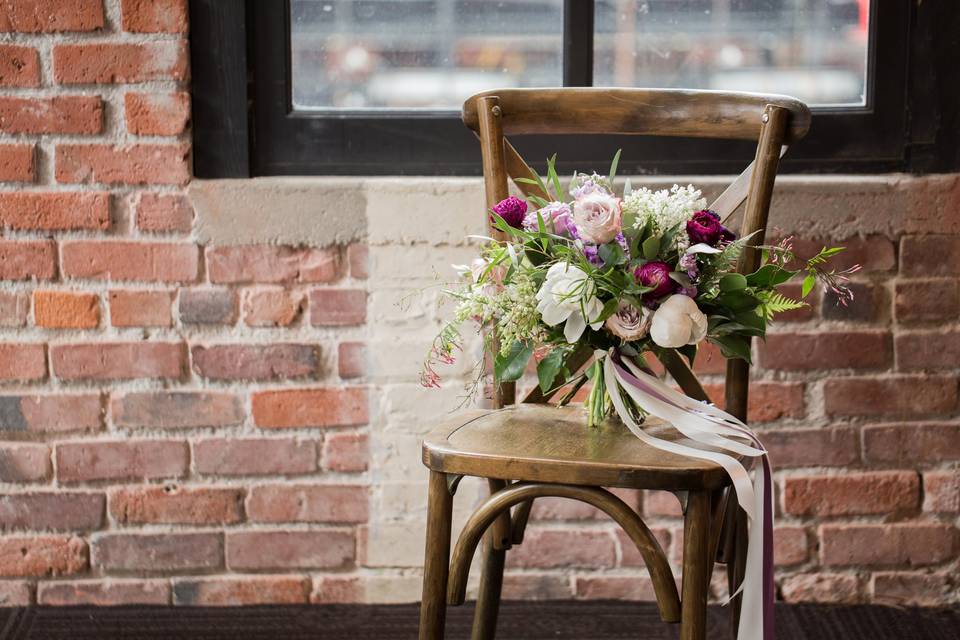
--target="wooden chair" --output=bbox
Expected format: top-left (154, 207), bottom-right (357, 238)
top-left (418, 88), bottom-right (810, 640)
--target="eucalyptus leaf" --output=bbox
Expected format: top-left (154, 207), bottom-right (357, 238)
top-left (608, 148), bottom-right (622, 183)
top-left (642, 235), bottom-right (661, 260)
top-left (598, 243), bottom-right (627, 266)
top-left (719, 273), bottom-right (748, 292)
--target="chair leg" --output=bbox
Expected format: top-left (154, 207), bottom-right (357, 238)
top-left (471, 478), bottom-right (509, 640)
top-left (681, 490), bottom-right (711, 640)
top-left (419, 470), bottom-right (454, 640)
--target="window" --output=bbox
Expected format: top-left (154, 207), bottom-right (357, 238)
top-left (191, 1), bottom-right (956, 178)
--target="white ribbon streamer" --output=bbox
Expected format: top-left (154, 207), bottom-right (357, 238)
top-left (599, 349), bottom-right (774, 640)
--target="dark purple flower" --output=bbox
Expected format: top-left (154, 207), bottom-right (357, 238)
top-left (686, 209), bottom-right (734, 246)
top-left (634, 260), bottom-right (679, 302)
top-left (491, 196), bottom-right (528, 229)
top-left (583, 244), bottom-right (603, 267)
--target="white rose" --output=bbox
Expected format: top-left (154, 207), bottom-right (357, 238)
top-left (536, 262), bottom-right (604, 343)
top-left (649, 294), bottom-right (708, 348)
top-left (572, 191), bottom-right (622, 245)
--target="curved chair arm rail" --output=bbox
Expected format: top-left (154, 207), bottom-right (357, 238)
top-left (446, 481), bottom-right (681, 623)
top-left (462, 87), bottom-right (810, 144)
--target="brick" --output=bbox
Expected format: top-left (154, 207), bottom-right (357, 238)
top-left (0, 44), bottom-right (39, 87)
top-left (780, 574), bottom-right (861, 604)
top-left (124, 91), bottom-right (189, 135)
top-left (0, 492), bottom-right (104, 531)
top-left (901, 235), bottom-right (960, 276)
top-left (824, 376), bottom-right (957, 418)
top-left (252, 387), bottom-right (368, 429)
top-left (0, 240), bottom-right (55, 280)
top-left (643, 490), bottom-right (683, 518)
top-left (787, 235), bottom-right (895, 273)
top-left (762, 428), bottom-right (859, 468)
top-left (242, 288), bottom-right (304, 327)
top-left (108, 290), bottom-right (172, 327)
top-left (0, 580), bottom-right (31, 606)
top-left (338, 342), bottom-right (366, 379)
top-left (195, 438), bottom-right (317, 477)
top-left (0, 536), bottom-right (87, 577)
top-left (0, 444), bottom-right (50, 482)
top-left (62, 241), bottom-right (198, 282)
top-left (192, 343), bottom-right (319, 381)
top-left (575, 576), bottom-right (656, 601)
top-left (530, 497), bottom-right (603, 521)
top-left (507, 529), bottom-right (616, 569)
top-left (247, 485), bottom-right (368, 524)
top-left (51, 342), bottom-right (184, 380)
top-left (310, 289), bottom-right (366, 326)
top-left (111, 391), bottom-right (244, 430)
top-left (92, 533), bottom-right (222, 573)
top-left (347, 244), bottom-right (368, 279)
top-left (0, 96), bottom-right (102, 134)
top-left (178, 289), bottom-right (236, 325)
top-left (207, 245), bottom-right (339, 284)
top-left (227, 531), bottom-right (355, 570)
top-left (34, 291), bottom-right (99, 329)
top-left (135, 192), bottom-right (192, 232)
top-left (862, 423), bottom-right (960, 464)
top-left (0, 143), bottom-right (33, 181)
top-left (310, 576), bottom-right (362, 603)
top-left (923, 471), bottom-right (960, 513)
top-left (56, 143), bottom-right (189, 185)
top-left (322, 432), bottom-right (368, 472)
top-left (38, 580), bottom-right (169, 606)
top-left (690, 340), bottom-right (726, 375)
top-left (617, 527), bottom-right (671, 568)
top-left (173, 576), bottom-right (308, 606)
top-left (775, 526), bottom-right (809, 566)
top-left (701, 381), bottom-right (804, 422)
top-left (820, 523), bottom-right (957, 566)
top-left (872, 572), bottom-right (953, 607)
top-left (823, 281), bottom-right (883, 322)
top-left (0, 0), bottom-right (103, 32)
top-left (110, 486), bottom-right (244, 525)
top-left (896, 330), bottom-right (960, 370)
top-left (0, 394), bottom-right (101, 434)
top-left (775, 283), bottom-right (816, 322)
top-left (0, 192), bottom-right (109, 230)
top-left (502, 574), bottom-right (573, 600)
top-left (56, 440), bottom-right (188, 483)
top-left (121, 0), bottom-right (188, 33)
top-left (783, 472), bottom-right (919, 517)
top-left (0, 292), bottom-right (28, 327)
top-left (758, 331), bottom-right (891, 371)
top-left (894, 279), bottom-right (958, 322)
top-left (54, 41), bottom-right (188, 84)
top-left (0, 343), bottom-right (45, 381)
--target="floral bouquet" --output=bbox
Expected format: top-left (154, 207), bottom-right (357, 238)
top-left (421, 151), bottom-right (855, 428)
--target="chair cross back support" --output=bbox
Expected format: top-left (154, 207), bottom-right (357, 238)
top-left (419, 88), bottom-right (809, 640)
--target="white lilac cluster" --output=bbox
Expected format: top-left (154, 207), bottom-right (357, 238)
top-left (622, 184), bottom-right (707, 237)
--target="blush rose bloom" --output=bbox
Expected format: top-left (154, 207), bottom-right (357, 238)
top-left (604, 302), bottom-right (652, 341)
top-left (649, 294), bottom-right (708, 348)
top-left (536, 262), bottom-right (604, 343)
top-left (572, 191), bottom-right (622, 244)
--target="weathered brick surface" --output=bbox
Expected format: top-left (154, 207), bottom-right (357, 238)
top-left (191, 344), bottom-right (319, 381)
top-left (0, 580), bottom-right (32, 606)
top-left (871, 572), bottom-right (954, 607)
top-left (0, 443), bottom-right (51, 482)
top-left (0, 291), bottom-right (28, 327)
top-left (38, 580), bottom-right (170, 606)
top-left (53, 42), bottom-right (188, 84)
top-left (820, 524), bottom-right (957, 566)
top-left (108, 290), bottom-right (173, 327)
top-left (246, 485), bottom-right (368, 524)
top-left (895, 279), bottom-right (959, 322)
top-left (242, 288), bottom-right (304, 327)
top-left (922, 471), bottom-right (960, 513)
top-left (56, 440), bottom-right (188, 483)
top-left (109, 486), bottom-right (244, 525)
top-left (0, 192), bottom-right (109, 230)
top-left (0, 44), bottom-right (40, 86)
top-left (862, 423), bottom-right (960, 464)
top-left (338, 342), bottom-right (366, 379)
top-left (124, 92), bottom-right (190, 135)
top-left (51, 342), bottom-right (184, 380)
top-left (173, 576), bottom-right (308, 606)
top-left (0, 143), bottom-right (34, 181)
top-left (758, 331), bottom-right (892, 371)
top-left (92, 533), bottom-right (223, 572)
top-left (34, 290), bottom-right (100, 328)
top-left (62, 241), bottom-right (198, 282)
top-left (0, 0), bottom-right (104, 32)
top-left (252, 388), bottom-right (368, 429)
top-left (56, 143), bottom-right (190, 185)
top-left (322, 432), bottom-right (368, 472)
top-left (0, 240), bottom-right (55, 280)
top-left (178, 289), bottom-right (236, 324)
top-left (783, 472), bottom-right (920, 517)
top-left (0, 394), bottom-right (102, 434)
top-left (121, 0), bottom-right (188, 33)
top-left (0, 536), bottom-right (87, 577)
top-left (781, 574), bottom-right (861, 604)
top-left (226, 531), bottom-right (355, 570)
top-left (824, 376), bottom-right (957, 417)
top-left (111, 391), bottom-right (244, 430)
top-left (135, 192), bottom-right (193, 232)
top-left (0, 343), bottom-right (46, 381)
top-left (194, 438), bottom-right (318, 476)
top-left (0, 492), bottom-right (104, 531)
top-left (507, 529), bottom-right (617, 569)
top-left (0, 96), bottom-right (102, 134)
top-left (310, 289), bottom-right (366, 326)
top-left (207, 245), bottom-right (339, 284)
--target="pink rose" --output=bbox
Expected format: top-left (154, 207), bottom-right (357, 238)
top-left (604, 302), bottom-right (651, 341)
top-left (572, 191), bottom-right (622, 244)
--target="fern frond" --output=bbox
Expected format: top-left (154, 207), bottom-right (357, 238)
top-left (759, 291), bottom-right (807, 321)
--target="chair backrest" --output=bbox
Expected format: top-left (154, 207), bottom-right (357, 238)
top-left (461, 88), bottom-right (810, 420)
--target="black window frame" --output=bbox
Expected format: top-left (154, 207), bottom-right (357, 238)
top-left (191, 0), bottom-right (959, 179)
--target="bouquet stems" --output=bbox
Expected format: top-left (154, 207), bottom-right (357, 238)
top-left (585, 359), bottom-right (608, 428)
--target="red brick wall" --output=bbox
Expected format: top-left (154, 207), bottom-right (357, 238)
top-left (0, 0), bottom-right (369, 607)
top-left (0, 0), bottom-right (956, 611)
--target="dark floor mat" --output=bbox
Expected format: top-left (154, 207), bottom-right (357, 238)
top-left (1, 601), bottom-right (958, 639)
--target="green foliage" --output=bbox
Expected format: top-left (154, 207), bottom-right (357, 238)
top-left (495, 341), bottom-right (534, 383)
top-left (537, 346), bottom-right (568, 393)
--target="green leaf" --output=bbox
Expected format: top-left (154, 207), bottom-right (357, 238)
top-left (719, 273), bottom-right (748, 292)
top-left (546, 154), bottom-right (563, 200)
top-left (537, 347), bottom-right (567, 393)
top-left (716, 290), bottom-right (761, 312)
top-left (598, 243), bottom-right (627, 266)
top-left (608, 148), bottom-right (622, 183)
top-left (710, 335), bottom-right (753, 363)
top-left (514, 177), bottom-right (540, 185)
top-left (595, 297), bottom-right (621, 323)
top-left (642, 235), bottom-right (661, 260)
top-left (801, 272), bottom-right (816, 298)
top-left (746, 263), bottom-right (797, 288)
top-left (495, 341), bottom-right (534, 383)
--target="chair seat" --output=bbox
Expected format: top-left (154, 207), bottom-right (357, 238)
top-left (422, 404), bottom-right (737, 491)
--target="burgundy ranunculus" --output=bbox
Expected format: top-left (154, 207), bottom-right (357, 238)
top-left (634, 260), bottom-right (679, 302)
top-left (491, 196), bottom-right (528, 229)
top-left (686, 209), bottom-right (733, 246)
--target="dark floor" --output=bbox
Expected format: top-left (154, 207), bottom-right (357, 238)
top-left (1, 601), bottom-right (958, 639)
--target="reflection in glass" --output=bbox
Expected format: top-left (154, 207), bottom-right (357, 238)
top-left (594, 0), bottom-right (870, 106)
top-left (291, 0), bottom-right (564, 110)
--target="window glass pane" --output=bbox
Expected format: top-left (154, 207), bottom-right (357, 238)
top-left (595, 0), bottom-right (870, 106)
top-left (291, 0), bottom-right (564, 110)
